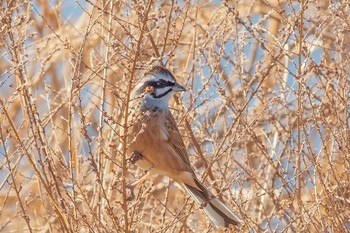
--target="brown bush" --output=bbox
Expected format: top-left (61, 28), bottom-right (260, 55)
top-left (0, 0), bottom-right (349, 232)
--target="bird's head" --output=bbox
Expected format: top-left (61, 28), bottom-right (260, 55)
top-left (132, 66), bottom-right (186, 110)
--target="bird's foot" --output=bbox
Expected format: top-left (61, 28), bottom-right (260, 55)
top-left (125, 184), bottom-right (135, 201)
top-left (129, 151), bottom-right (142, 165)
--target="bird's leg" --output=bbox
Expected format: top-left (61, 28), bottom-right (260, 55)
top-left (130, 172), bottom-right (152, 187)
top-left (126, 173), bottom-right (151, 201)
top-left (127, 151), bottom-right (153, 200)
top-left (129, 151), bottom-right (153, 185)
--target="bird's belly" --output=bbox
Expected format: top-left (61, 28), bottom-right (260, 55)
top-left (130, 122), bottom-right (183, 177)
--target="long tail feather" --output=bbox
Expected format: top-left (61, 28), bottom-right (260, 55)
top-left (182, 180), bottom-right (242, 228)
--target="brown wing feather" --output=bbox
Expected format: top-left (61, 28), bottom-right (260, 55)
top-left (165, 111), bottom-right (192, 167)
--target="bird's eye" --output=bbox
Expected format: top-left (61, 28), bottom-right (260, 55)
top-left (145, 86), bottom-right (155, 94)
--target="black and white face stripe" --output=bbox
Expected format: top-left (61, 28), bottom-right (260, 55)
top-left (144, 79), bottom-right (175, 89)
top-left (151, 88), bottom-right (173, 99)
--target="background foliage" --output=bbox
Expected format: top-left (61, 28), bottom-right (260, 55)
top-left (0, 0), bottom-right (349, 232)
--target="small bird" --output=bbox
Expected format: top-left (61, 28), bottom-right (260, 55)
top-left (128, 65), bottom-right (242, 228)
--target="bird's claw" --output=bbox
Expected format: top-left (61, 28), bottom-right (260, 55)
top-left (125, 184), bottom-right (135, 201)
top-left (129, 151), bottom-right (142, 165)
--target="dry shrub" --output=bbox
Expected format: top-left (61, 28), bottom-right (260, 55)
top-left (0, 0), bottom-right (349, 232)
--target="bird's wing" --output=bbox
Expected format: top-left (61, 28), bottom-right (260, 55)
top-left (165, 111), bottom-right (192, 167)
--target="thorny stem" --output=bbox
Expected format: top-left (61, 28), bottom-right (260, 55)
top-left (121, 1), bottom-right (154, 232)
top-left (98, 0), bottom-right (114, 219)
top-left (161, 0), bottom-right (175, 57)
top-left (297, 0), bottom-right (305, 210)
top-left (68, 4), bottom-right (97, 228)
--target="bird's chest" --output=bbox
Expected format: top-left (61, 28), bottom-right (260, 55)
top-left (129, 111), bottom-right (169, 155)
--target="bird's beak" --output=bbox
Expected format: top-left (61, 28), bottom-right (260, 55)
top-left (173, 83), bottom-right (187, 92)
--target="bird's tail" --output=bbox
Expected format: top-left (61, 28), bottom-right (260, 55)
top-left (182, 179), bottom-right (242, 228)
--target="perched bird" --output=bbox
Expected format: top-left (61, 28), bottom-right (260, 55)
top-left (128, 65), bottom-right (242, 228)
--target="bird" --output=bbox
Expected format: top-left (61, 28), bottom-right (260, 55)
top-left (127, 65), bottom-right (242, 228)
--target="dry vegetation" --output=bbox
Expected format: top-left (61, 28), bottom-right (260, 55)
top-left (1, 0), bottom-right (349, 232)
